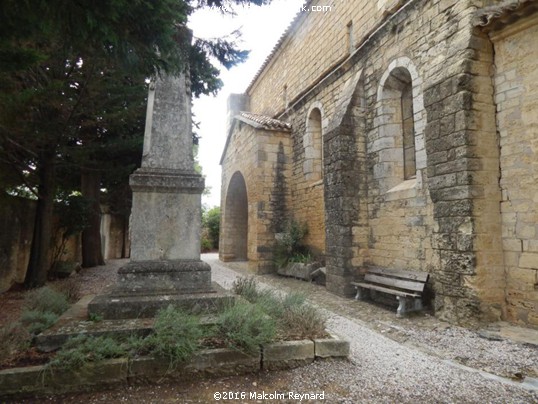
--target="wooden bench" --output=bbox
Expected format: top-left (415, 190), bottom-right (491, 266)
top-left (351, 267), bottom-right (429, 317)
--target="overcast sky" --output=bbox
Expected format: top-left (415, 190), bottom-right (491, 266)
top-left (189, 0), bottom-right (304, 208)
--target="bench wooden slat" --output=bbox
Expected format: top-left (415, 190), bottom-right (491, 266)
top-left (364, 273), bottom-right (426, 293)
top-left (351, 282), bottom-right (420, 298)
top-left (368, 267), bottom-right (429, 283)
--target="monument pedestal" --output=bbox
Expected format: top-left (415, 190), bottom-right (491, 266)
top-left (88, 72), bottom-right (233, 320)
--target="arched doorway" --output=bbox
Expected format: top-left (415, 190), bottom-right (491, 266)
top-left (221, 171), bottom-right (248, 261)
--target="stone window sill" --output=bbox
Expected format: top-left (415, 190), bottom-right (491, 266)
top-left (386, 178), bottom-right (417, 200)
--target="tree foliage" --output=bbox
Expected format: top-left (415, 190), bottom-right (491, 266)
top-left (0, 0), bottom-right (271, 287)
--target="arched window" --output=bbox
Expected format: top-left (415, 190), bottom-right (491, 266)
top-left (376, 57), bottom-right (426, 191)
top-left (304, 105), bottom-right (323, 181)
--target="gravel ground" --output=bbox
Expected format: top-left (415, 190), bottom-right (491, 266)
top-left (8, 254), bottom-right (538, 403)
top-left (207, 254), bottom-right (538, 403)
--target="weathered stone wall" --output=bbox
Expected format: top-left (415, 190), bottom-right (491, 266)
top-left (492, 14), bottom-right (538, 326)
top-left (0, 196), bottom-right (129, 293)
top-left (221, 0), bottom-right (537, 325)
top-left (220, 121), bottom-right (292, 273)
top-left (248, 0), bottom-right (404, 117)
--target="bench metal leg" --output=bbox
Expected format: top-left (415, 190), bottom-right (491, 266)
top-left (396, 296), bottom-right (408, 317)
top-left (397, 296), bottom-right (423, 317)
top-left (355, 287), bottom-right (370, 301)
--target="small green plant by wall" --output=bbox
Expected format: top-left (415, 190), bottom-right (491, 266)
top-left (273, 219), bottom-right (310, 268)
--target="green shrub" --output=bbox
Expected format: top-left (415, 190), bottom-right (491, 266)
top-left (215, 301), bottom-right (276, 355)
top-left (143, 305), bottom-right (205, 367)
top-left (20, 310), bottom-right (59, 335)
top-left (288, 252), bottom-right (312, 264)
top-left (232, 277), bottom-right (260, 303)
top-left (24, 286), bottom-right (69, 315)
top-left (202, 206), bottom-right (220, 249)
top-left (201, 232), bottom-right (213, 252)
top-left (48, 335), bottom-right (128, 370)
top-left (231, 277), bottom-right (327, 340)
top-left (274, 220), bottom-right (309, 268)
top-left (280, 302), bottom-right (327, 340)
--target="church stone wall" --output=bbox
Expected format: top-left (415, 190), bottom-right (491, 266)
top-left (248, 0), bottom-right (403, 117)
top-left (221, 0), bottom-right (538, 326)
top-left (492, 14), bottom-right (538, 326)
top-left (220, 122), bottom-right (292, 273)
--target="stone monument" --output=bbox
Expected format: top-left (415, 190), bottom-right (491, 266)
top-left (89, 71), bottom-right (229, 319)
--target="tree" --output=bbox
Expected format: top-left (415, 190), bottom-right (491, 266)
top-left (0, 0), bottom-right (272, 287)
top-left (202, 207), bottom-right (221, 249)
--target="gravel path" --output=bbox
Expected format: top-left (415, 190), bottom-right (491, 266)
top-left (207, 254), bottom-right (538, 403)
top-left (13, 255), bottom-right (537, 403)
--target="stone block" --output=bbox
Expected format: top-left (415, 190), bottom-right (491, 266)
top-left (129, 349), bottom-right (260, 382)
top-left (0, 359), bottom-right (129, 398)
top-left (519, 253), bottom-right (538, 269)
top-left (263, 340), bottom-right (314, 370)
top-left (313, 334), bottom-right (350, 358)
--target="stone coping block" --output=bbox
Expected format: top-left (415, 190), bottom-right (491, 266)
top-left (314, 333), bottom-right (350, 358)
top-left (0, 359), bottom-right (129, 397)
top-left (0, 336), bottom-right (349, 399)
top-left (262, 340), bottom-right (315, 370)
top-left (129, 348), bottom-right (260, 383)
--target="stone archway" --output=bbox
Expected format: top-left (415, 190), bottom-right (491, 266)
top-left (221, 171), bottom-right (249, 261)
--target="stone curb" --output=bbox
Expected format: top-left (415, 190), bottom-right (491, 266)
top-left (0, 336), bottom-right (349, 398)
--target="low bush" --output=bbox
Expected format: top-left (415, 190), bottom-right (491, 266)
top-left (48, 335), bottom-right (128, 370)
top-left (20, 310), bottom-right (59, 335)
top-left (24, 286), bottom-right (69, 315)
top-left (231, 277), bottom-right (260, 303)
top-left (19, 286), bottom-right (71, 335)
top-left (232, 277), bottom-right (327, 340)
top-left (54, 277), bottom-right (81, 303)
top-left (143, 305), bottom-right (205, 367)
top-left (215, 300), bottom-right (276, 355)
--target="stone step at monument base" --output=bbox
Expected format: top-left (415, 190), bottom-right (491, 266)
top-left (88, 282), bottom-right (235, 320)
top-left (35, 315), bottom-right (221, 353)
top-left (36, 288), bottom-right (230, 352)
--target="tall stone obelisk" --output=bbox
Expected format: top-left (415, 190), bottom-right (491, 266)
top-left (89, 72), bottom-right (222, 319)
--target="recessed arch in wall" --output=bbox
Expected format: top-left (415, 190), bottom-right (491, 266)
top-left (221, 171), bottom-right (249, 261)
top-left (304, 102), bottom-right (327, 182)
top-left (375, 56), bottom-right (426, 192)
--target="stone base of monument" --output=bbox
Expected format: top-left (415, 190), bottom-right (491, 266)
top-left (87, 260), bottom-right (234, 320)
top-left (115, 260), bottom-right (213, 295)
top-left (88, 281), bottom-right (234, 320)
